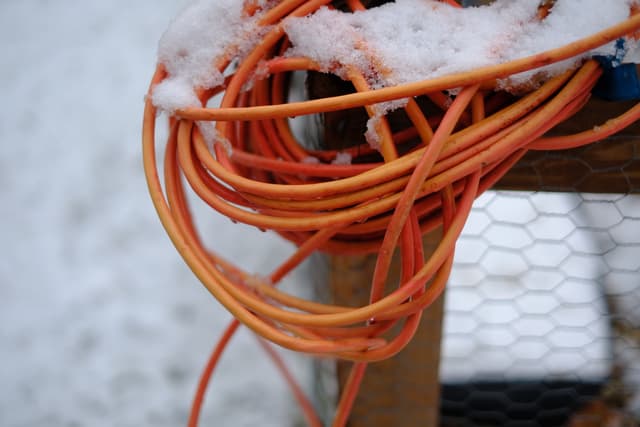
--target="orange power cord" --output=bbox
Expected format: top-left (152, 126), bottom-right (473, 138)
top-left (142, 1), bottom-right (640, 425)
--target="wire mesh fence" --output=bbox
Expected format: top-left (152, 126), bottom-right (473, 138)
top-left (312, 192), bottom-right (640, 427)
top-left (440, 191), bottom-right (640, 426)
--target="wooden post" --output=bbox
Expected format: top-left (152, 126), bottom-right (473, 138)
top-left (312, 234), bottom-right (445, 427)
top-left (493, 98), bottom-right (640, 193)
top-left (307, 68), bottom-right (447, 426)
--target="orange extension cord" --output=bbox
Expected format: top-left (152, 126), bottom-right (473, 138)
top-left (142, 1), bottom-right (640, 425)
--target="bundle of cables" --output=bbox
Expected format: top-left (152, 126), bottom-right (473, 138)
top-left (142, 0), bottom-right (640, 425)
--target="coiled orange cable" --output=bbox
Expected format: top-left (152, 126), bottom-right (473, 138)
top-left (142, 1), bottom-right (640, 425)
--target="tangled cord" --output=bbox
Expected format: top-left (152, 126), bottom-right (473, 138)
top-left (142, 1), bottom-right (640, 425)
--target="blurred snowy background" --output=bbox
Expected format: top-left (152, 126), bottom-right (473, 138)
top-left (0, 2), bottom-right (312, 426)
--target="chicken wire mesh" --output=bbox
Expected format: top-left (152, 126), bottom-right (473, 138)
top-left (432, 95), bottom-right (640, 427)
top-left (440, 191), bottom-right (640, 427)
top-left (312, 192), bottom-right (640, 427)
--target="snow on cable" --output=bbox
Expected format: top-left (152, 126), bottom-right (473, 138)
top-left (151, 0), bottom-right (637, 113)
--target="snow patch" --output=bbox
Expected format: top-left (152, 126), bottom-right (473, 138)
top-left (302, 156), bottom-right (321, 164)
top-left (152, 0), bottom-right (273, 112)
top-left (332, 151), bottom-right (352, 165)
top-left (284, 0), bottom-right (634, 91)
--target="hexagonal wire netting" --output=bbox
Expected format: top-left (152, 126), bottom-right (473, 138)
top-left (440, 191), bottom-right (640, 426)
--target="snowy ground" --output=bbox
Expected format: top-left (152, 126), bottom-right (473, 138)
top-left (0, 2), bottom-right (312, 426)
top-left (2, 2), bottom-right (639, 427)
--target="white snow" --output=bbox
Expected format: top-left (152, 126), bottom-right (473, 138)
top-left (152, 0), bottom-right (274, 112)
top-left (0, 2), bottom-right (311, 426)
top-left (302, 156), bottom-right (321, 164)
top-left (151, 77), bottom-right (201, 114)
top-left (151, 0), bottom-right (638, 115)
top-left (332, 151), bottom-right (353, 165)
top-left (284, 0), bottom-right (633, 90)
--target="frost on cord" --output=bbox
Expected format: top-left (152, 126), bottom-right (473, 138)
top-left (283, 0), bottom-right (636, 92)
top-left (302, 156), bottom-right (321, 164)
top-left (332, 152), bottom-right (353, 165)
top-left (198, 121), bottom-right (232, 156)
top-left (363, 99), bottom-right (409, 152)
top-left (245, 274), bottom-right (272, 289)
top-left (151, 0), bottom-right (274, 114)
top-left (152, 0), bottom-right (637, 113)
top-left (365, 115), bottom-right (383, 153)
